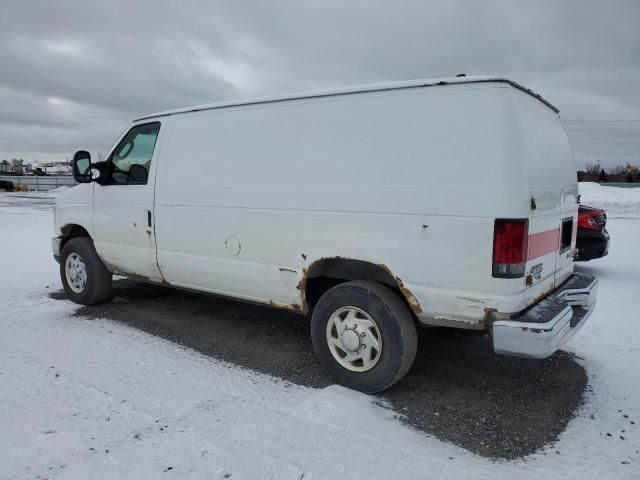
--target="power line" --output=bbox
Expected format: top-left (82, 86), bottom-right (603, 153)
top-left (570, 141), bottom-right (640, 145)
top-left (0, 119), bottom-right (127, 127)
top-left (566, 129), bottom-right (640, 133)
top-left (562, 119), bottom-right (640, 122)
top-left (5, 113), bottom-right (129, 119)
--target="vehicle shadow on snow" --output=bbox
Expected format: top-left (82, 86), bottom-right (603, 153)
top-left (51, 279), bottom-right (587, 460)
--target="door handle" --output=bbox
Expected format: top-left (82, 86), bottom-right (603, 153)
top-left (147, 210), bottom-right (152, 228)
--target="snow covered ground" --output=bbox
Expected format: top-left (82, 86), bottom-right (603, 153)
top-left (579, 182), bottom-right (640, 219)
top-left (1, 184), bottom-right (639, 479)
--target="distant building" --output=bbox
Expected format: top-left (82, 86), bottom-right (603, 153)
top-left (1, 159), bottom-right (71, 175)
top-left (12, 159), bottom-right (24, 174)
top-left (0, 159), bottom-right (25, 174)
top-left (41, 161), bottom-right (72, 175)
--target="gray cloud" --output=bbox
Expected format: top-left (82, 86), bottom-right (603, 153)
top-left (1, 0), bottom-right (639, 167)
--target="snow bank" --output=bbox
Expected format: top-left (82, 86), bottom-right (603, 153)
top-left (579, 182), bottom-right (640, 218)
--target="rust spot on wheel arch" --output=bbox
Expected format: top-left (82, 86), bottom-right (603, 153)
top-left (396, 279), bottom-right (423, 314)
top-left (296, 258), bottom-right (423, 315)
top-left (378, 264), bottom-right (423, 314)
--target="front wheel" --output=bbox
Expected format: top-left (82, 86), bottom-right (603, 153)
top-left (60, 237), bottom-right (113, 305)
top-left (311, 280), bottom-right (418, 393)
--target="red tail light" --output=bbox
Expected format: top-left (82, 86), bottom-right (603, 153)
top-left (493, 219), bottom-right (529, 278)
top-left (578, 209), bottom-right (603, 231)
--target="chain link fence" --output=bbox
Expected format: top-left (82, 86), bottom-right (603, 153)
top-left (0, 175), bottom-right (77, 191)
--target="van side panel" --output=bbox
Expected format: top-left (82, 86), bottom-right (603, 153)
top-left (153, 84), bottom-right (536, 323)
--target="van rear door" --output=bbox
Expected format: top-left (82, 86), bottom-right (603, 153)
top-left (553, 186), bottom-right (579, 283)
top-left (511, 88), bottom-right (579, 290)
top-left (525, 189), bottom-right (577, 290)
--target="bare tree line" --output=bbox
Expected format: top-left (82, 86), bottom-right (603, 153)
top-left (577, 162), bottom-right (640, 183)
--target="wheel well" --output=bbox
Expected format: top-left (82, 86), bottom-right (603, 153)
top-left (303, 258), bottom-right (421, 316)
top-left (60, 224), bottom-right (91, 250)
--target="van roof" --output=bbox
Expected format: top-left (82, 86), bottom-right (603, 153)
top-left (134, 75), bottom-right (559, 122)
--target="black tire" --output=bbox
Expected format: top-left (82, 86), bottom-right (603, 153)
top-left (60, 237), bottom-right (113, 305)
top-left (311, 280), bottom-right (418, 393)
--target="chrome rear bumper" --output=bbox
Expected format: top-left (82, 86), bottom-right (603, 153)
top-left (492, 273), bottom-right (597, 359)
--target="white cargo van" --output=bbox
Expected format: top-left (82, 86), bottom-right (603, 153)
top-left (54, 76), bottom-right (597, 392)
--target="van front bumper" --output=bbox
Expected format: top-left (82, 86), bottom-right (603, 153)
top-left (52, 236), bottom-right (62, 263)
top-left (492, 273), bottom-right (597, 359)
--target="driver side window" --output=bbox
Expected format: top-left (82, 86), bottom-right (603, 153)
top-left (110, 122), bottom-right (161, 184)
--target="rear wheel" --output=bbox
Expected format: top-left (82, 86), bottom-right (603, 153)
top-left (60, 237), bottom-right (113, 305)
top-left (311, 280), bottom-right (418, 393)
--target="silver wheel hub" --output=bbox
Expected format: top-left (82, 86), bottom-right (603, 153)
top-left (326, 306), bottom-right (382, 373)
top-left (340, 329), bottom-right (361, 351)
top-left (65, 252), bottom-right (87, 294)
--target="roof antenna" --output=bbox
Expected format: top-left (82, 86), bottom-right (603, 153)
top-left (456, 73), bottom-right (466, 77)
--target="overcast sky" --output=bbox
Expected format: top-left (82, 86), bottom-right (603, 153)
top-left (1, 0), bottom-right (638, 168)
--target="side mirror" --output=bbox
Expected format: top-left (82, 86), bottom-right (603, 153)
top-left (72, 150), bottom-right (93, 183)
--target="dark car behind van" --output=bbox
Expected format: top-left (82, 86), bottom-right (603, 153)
top-left (576, 205), bottom-right (609, 261)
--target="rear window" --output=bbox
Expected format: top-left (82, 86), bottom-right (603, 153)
top-left (560, 218), bottom-right (573, 252)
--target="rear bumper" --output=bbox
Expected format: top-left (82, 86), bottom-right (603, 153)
top-left (576, 229), bottom-right (609, 261)
top-left (492, 273), bottom-right (597, 359)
